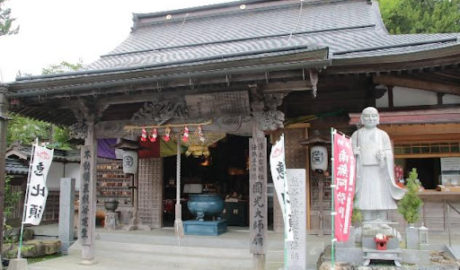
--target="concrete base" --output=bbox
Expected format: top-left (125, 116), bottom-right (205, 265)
top-left (183, 220), bottom-right (227, 236)
top-left (7, 258), bottom-right (28, 270)
top-left (79, 259), bottom-right (97, 265)
top-left (335, 246), bottom-right (432, 266)
top-left (124, 223), bottom-right (151, 231)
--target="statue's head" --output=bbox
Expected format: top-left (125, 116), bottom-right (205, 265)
top-left (360, 107), bottom-right (379, 128)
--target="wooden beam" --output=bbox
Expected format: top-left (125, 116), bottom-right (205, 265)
top-left (262, 80), bottom-right (313, 93)
top-left (388, 85), bottom-right (394, 108)
top-left (381, 123), bottom-right (460, 137)
top-left (390, 133), bottom-right (460, 144)
top-left (373, 75), bottom-right (460, 95)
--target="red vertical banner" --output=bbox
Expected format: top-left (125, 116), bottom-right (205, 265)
top-left (333, 131), bottom-right (356, 242)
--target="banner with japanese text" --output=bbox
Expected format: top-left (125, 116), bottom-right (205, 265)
top-left (333, 130), bottom-right (356, 242)
top-left (269, 134), bottom-right (294, 241)
top-left (24, 145), bottom-right (54, 225)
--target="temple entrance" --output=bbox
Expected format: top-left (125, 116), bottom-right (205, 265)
top-left (162, 134), bottom-right (274, 229)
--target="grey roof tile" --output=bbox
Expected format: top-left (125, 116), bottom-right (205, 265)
top-left (84, 0), bottom-right (459, 73)
top-left (6, 158), bottom-right (29, 175)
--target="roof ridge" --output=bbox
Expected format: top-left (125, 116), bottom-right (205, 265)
top-left (131, 0), bottom-right (360, 31)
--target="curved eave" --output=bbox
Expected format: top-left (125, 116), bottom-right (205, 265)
top-left (329, 43), bottom-right (460, 73)
top-left (7, 47), bottom-right (330, 98)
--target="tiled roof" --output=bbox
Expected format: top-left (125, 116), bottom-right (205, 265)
top-left (5, 143), bottom-right (81, 163)
top-left (6, 158), bottom-right (29, 175)
top-left (85, 0), bottom-right (460, 72)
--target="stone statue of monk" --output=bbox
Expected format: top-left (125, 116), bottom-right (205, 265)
top-left (351, 107), bottom-right (406, 222)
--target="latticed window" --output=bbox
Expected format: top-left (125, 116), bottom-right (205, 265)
top-left (394, 142), bottom-right (460, 158)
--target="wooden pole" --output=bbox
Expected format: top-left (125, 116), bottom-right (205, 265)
top-left (80, 119), bottom-right (97, 264)
top-left (0, 87), bottom-right (8, 259)
top-left (174, 137), bottom-right (184, 241)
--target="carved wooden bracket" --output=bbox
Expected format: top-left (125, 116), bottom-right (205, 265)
top-left (68, 98), bottom-right (105, 139)
top-left (310, 69), bottom-right (319, 98)
top-left (249, 85), bottom-right (286, 131)
top-left (131, 99), bottom-right (188, 125)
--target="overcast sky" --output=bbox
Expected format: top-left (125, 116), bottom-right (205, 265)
top-left (0, 0), bottom-right (231, 82)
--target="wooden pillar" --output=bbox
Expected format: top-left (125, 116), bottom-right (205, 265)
top-left (0, 86), bottom-right (8, 253)
top-left (249, 124), bottom-right (267, 270)
top-left (79, 119), bottom-right (97, 264)
top-left (274, 125), bottom-right (309, 232)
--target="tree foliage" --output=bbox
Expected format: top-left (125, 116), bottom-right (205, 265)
top-left (0, 0), bottom-right (18, 36)
top-left (42, 61), bottom-right (83, 75)
top-left (7, 61), bottom-right (83, 149)
top-left (398, 168), bottom-right (423, 224)
top-left (4, 176), bottom-right (21, 219)
top-left (7, 113), bottom-right (72, 149)
top-left (379, 0), bottom-right (460, 34)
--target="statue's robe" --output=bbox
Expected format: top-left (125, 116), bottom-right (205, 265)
top-left (351, 127), bottom-right (405, 210)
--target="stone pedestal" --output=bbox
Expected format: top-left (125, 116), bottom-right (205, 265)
top-left (58, 178), bottom-right (75, 255)
top-left (405, 226), bottom-right (419, 249)
top-left (183, 220), bottom-right (227, 236)
top-left (362, 248), bottom-right (402, 266)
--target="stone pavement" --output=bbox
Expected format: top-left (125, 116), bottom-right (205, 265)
top-left (22, 225), bottom-right (460, 270)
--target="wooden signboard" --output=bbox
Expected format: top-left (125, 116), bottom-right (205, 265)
top-left (286, 169), bottom-right (307, 269)
top-left (249, 136), bottom-right (267, 255)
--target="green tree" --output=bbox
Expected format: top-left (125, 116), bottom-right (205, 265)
top-left (0, 0), bottom-right (18, 36)
top-left (398, 168), bottom-right (423, 224)
top-left (379, 0), bottom-right (460, 34)
top-left (7, 61), bottom-right (84, 149)
top-left (7, 114), bottom-right (52, 146)
top-left (4, 176), bottom-right (21, 220)
top-left (7, 114), bottom-right (73, 149)
top-left (42, 60), bottom-right (83, 75)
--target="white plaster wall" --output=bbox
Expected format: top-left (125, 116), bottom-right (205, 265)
top-left (376, 90), bottom-right (389, 108)
top-left (376, 86), bottom-right (438, 108)
top-left (45, 162), bottom-right (80, 191)
top-left (64, 163), bottom-right (81, 191)
top-left (46, 162), bottom-right (64, 191)
top-left (443, 94), bottom-right (460, 105)
top-left (393, 86), bottom-right (437, 107)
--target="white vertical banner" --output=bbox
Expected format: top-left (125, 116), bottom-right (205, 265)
top-left (24, 145), bottom-right (54, 225)
top-left (269, 134), bottom-right (294, 241)
top-left (286, 169), bottom-right (307, 270)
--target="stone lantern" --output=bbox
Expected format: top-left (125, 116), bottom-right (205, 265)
top-left (112, 138), bottom-right (149, 231)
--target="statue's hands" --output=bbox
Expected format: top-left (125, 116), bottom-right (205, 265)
top-left (376, 150), bottom-right (385, 165)
top-left (353, 146), bottom-right (360, 156)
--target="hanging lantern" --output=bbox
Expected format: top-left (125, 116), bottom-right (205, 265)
top-left (149, 128), bottom-right (158, 142)
top-left (182, 126), bottom-right (189, 142)
top-left (310, 145), bottom-right (328, 172)
top-left (122, 150), bottom-right (138, 174)
top-left (163, 127), bottom-right (171, 142)
top-left (140, 127), bottom-right (148, 142)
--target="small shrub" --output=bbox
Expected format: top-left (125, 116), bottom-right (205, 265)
top-left (397, 168), bottom-right (423, 224)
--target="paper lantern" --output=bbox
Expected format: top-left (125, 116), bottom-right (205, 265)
top-left (122, 150), bottom-right (138, 174)
top-left (149, 128), bottom-right (158, 142)
top-left (163, 127), bottom-right (171, 142)
top-left (182, 126), bottom-right (189, 142)
top-left (310, 145), bottom-right (328, 172)
top-left (140, 128), bottom-right (147, 142)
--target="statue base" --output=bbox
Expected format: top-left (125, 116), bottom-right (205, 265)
top-left (183, 219), bottom-right (227, 236)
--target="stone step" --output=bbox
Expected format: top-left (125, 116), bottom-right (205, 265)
top-left (69, 241), bottom-right (253, 270)
top-left (96, 240), bottom-right (253, 259)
